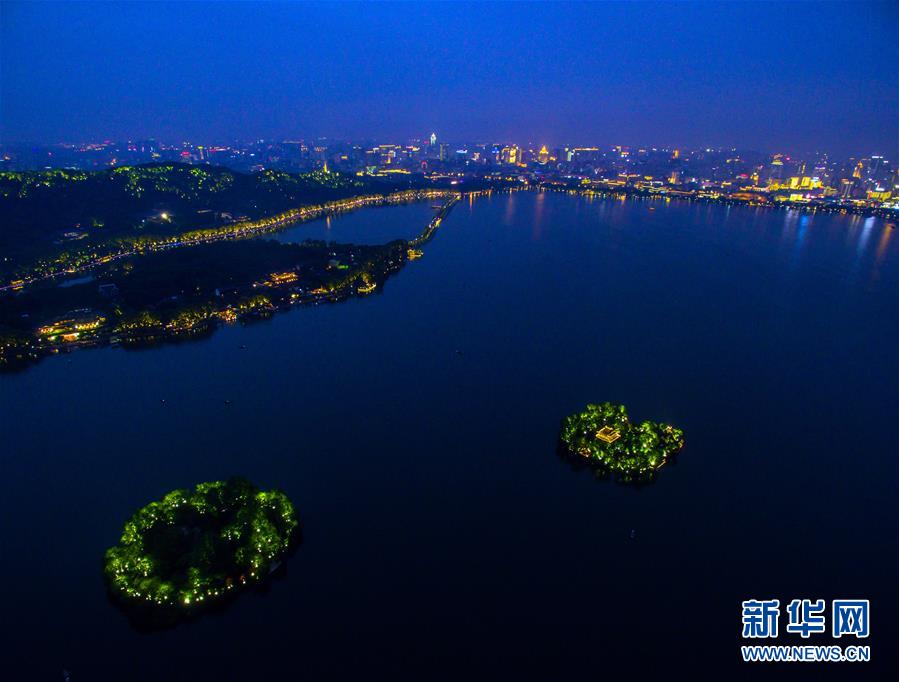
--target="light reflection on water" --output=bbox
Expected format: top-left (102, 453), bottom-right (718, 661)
top-left (0, 191), bottom-right (896, 679)
top-left (269, 201), bottom-right (435, 245)
top-left (858, 216), bottom-right (876, 258)
top-left (874, 224), bottom-right (893, 267)
top-left (532, 191), bottom-right (545, 240)
top-left (790, 214), bottom-right (810, 270)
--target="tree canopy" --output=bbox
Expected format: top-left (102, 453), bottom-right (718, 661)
top-left (560, 402), bottom-right (684, 481)
top-left (104, 478), bottom-right (299, 618)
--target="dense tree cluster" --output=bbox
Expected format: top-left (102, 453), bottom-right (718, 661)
top-left (560, 402), bottom-right (684, 480)
top-left (0, 192), bottom-right (459, 372)
top-left (104, 478), bottom-right (299, 613)
top-left (4, 184), bottom-right (450, 284)
top-left (0, 162), bottom-right (392, 281)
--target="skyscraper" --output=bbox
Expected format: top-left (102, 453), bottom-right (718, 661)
top-left (501, 146), bottom-right (522, 165)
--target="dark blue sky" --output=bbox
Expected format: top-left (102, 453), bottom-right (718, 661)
top-left (1, 1), bottom-right (896, 156)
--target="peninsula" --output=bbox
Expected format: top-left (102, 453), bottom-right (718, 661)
top-left (0, 164), bottom-right (464, 370)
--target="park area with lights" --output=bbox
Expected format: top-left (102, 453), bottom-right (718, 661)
top-left (559, 402), bottom-right (685, 480)
top-left (104, 478), bottom-right (299, 623)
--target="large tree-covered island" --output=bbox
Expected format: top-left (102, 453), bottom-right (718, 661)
top-left (104, 478), bottom-right (299, 625)
top-left (559, 402), bottom-right (685, 481)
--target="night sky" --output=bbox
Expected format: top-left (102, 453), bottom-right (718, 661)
top-left (1, 1), bottom-right (896, 156)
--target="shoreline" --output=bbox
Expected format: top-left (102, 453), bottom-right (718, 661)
top-left (2, 188), bottom-right (460, 293)
top-left (0, 194), bottom-right (460, 373)
top-left (1, 185), bottom-right (888, 374)
top-left (535, 182), bottom-right (897, 219)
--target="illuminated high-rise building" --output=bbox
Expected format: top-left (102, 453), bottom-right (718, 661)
top-left (430, 132), bottom-right (437, 147)
top-left (377, 144), bottom-right (400, 165)
top-left (501, 145), bottom-right (521, 165)
top-left (769, 155), bottom-right (785, 180)
top-left (868, 155), bottom-right (885, 181)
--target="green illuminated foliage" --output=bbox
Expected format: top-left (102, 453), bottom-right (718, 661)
top-left (559, 402), bottom-right (684, 481)
top-left (104, 478), bottom-right (299, 615)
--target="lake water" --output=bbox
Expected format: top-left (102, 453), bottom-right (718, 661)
top-left (2, 192), bottom-right (897, 680)
top-left (270, 200), bottom-right (437, 245)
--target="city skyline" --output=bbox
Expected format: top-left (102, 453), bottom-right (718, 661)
top-left (2, 135), bottom-right (894, 216)
top-left (2, 2), bottom-right (896, 156)
top-left (1, 134), bottom-right (893, 160)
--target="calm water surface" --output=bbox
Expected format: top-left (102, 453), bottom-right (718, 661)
top-left (270, 200), bottom-right (436, 245)
top-left (2, 192), bottom-right (897, 680)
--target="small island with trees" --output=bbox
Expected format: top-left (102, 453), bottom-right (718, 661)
top-left (559, 402), bottom-right (685, 481)
top-left (104, 478), bottom-right (299, 625)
